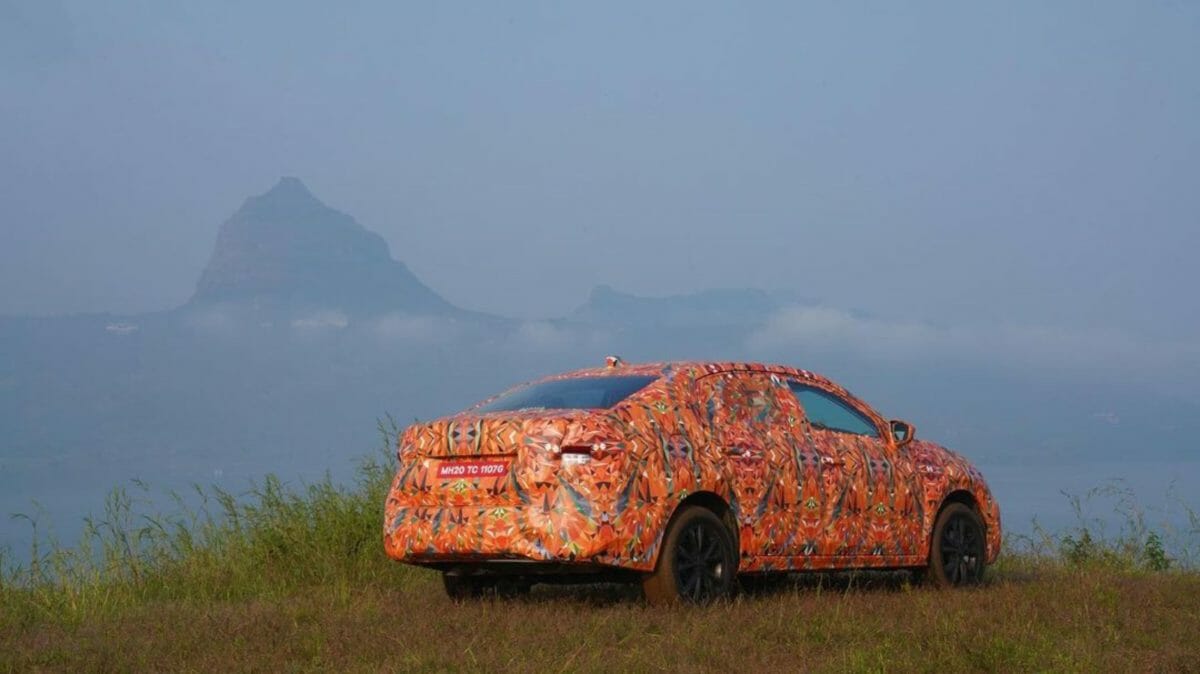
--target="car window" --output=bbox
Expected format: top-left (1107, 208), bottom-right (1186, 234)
top-left (703, 373), bottom-right (786, 428)
top-left (476, 375), bottom-right (657, 412)
top-left (786, 382), bottom-right (879, 437)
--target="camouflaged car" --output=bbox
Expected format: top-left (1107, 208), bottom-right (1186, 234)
top-left (383, 358), bottom-right (1000, 603)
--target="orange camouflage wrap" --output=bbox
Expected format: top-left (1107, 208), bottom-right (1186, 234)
top-left (383, 362), bottom-right (1001, 574)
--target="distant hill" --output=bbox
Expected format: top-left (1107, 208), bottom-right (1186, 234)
top-left (572, 285), bottom-right (809, 328)
top-left (189, 177), bottom-right (460, 318)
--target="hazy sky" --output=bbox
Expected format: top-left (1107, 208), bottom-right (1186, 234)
top-left (2, 1), bottom-right (1198, 339)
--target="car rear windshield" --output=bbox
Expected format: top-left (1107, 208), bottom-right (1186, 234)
top-left (476, 375), bottom-right (658, 412)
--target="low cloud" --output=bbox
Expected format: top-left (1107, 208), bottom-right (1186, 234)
top-left (747, 306), bottom-right (1200, 388)
top-left (372, 314), bottom-right (445, 342)
top-left (506, 321), bottom-right (611, 353)
top-left (182, 305), bottom-right (239, 336)
top-left (291, 311), bottom-right (349, 330)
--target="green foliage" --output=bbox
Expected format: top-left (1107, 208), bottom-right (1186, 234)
top-left (0, 417), bottom-right (427, 627)
top-left (1144, 531), bottom-right (1170, 572)
top-left (1004, 481), bottom-right (1195, 574)
top-left (1060, 529), bottom-right (1100, 567)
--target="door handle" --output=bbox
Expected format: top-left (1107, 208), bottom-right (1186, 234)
top-left (724, 447), bottom-right (760, 459)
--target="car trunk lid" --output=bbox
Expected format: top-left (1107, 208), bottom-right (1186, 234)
top-left (394, 410), bottom-right (626, 507)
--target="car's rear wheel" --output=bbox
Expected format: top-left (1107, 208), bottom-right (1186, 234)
top-left (642, 506), bottom-right (737, 605)
top-left (924, 502), bottom-right (986, 587)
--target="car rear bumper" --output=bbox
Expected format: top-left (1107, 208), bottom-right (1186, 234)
top-left (382, 501), bottom-right (662, 572)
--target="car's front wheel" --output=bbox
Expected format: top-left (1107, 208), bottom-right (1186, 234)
top-left (642, 506), bottom-right (737, 605)
top-left (923, 502), bottom-right (986, 587)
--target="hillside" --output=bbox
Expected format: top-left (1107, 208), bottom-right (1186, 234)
top-left (571, 284), bottom-right (803, 328)
top-left (189, 177), bottom-right (460, 317)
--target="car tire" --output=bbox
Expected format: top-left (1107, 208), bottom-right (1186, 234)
top-left (642, 506), bottom-right (737, 605)
top-left (923, 502), bottom-right (987, 587)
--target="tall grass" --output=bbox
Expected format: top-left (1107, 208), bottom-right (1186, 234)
top-left (2, 419), bottom-right (1196, 631)
top-left (1001, 481), bottom-right (1199, 575)
top-left (0, 417), bottom-right (426, 628)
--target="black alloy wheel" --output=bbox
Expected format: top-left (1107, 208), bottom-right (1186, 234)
top-left (926, 502), bottom-right (986, 587)
top-left (643, 506), bottom-right (737, 605)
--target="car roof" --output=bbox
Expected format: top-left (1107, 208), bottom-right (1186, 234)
top-left (556, 360), bottom-right (831, 386)
top-left (548, 360), bottom-right (881, 423)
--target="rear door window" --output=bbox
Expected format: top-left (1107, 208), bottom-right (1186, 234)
top-left (476, 375), bottom-right (657, 412)
top-left (786, 382), bottom-right (879, 437)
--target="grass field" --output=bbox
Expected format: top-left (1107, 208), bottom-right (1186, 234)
top-left (5, 563), bottom-right (1200, 672)
top-left (3, 424), bottom-right (1198, 672)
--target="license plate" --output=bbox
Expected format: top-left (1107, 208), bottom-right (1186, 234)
top-left (436, 459), bottom-right (510, 480)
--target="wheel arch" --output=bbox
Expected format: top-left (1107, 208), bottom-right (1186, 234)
top-left (650, 491), bottom-right (739, 569)
top-left (926, 489), bottom-right (984, 561)
top-left (938, 489), bottom-right (981, 516)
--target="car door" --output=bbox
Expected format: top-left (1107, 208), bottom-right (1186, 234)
top-left (784, 381), bottom-right (886, 561)
top-left (698, 371), bottom-right (799, 566)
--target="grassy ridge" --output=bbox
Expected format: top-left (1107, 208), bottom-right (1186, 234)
top-left (2, 421), bottom-right (1198, 671)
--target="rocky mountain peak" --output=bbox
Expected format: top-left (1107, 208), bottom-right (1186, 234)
top-left (188, 178), bottom-right (456, 316)
top-left (248, 176), bottom-right (322, 211)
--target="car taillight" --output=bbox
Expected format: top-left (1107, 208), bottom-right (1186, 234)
top-left (558, 440), bottom-right (621, 466)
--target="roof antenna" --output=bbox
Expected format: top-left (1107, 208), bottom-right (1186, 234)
top-left (605, 355), bottom-right (623, 368)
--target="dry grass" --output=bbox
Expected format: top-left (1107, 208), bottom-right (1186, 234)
top-left (3, 421), bottom-right (1198, 672)
top-left (4, 564), bottom-right (1199, 672)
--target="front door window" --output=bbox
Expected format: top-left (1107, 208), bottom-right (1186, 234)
top-left (785, 381), bottom-right (923, 561)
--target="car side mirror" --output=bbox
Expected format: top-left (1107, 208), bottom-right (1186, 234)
top-left (890, 419), bottom-right (915, 448)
